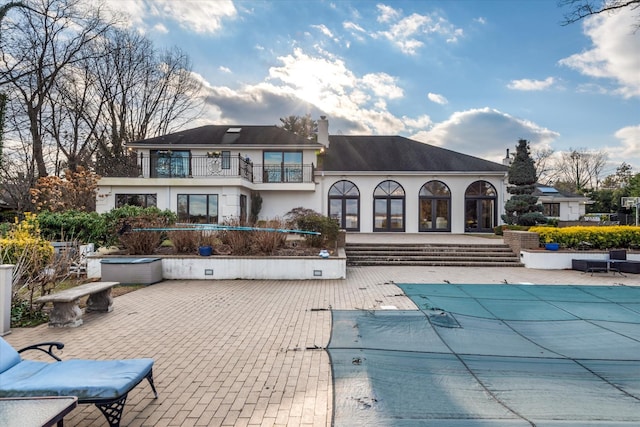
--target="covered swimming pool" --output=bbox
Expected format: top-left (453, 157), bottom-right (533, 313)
top-left (328, 284), bottom-right (640, 426)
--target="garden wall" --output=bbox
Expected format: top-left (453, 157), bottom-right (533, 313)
top-left (87, 249), bottom-right (347, 281)
top-left (503, 230), bottom-right (540, 257)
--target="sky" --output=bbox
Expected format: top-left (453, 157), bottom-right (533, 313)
top-left (105, 0), bottom-right (640, 174)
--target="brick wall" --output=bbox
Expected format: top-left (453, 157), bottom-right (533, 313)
top-left (503, 230), bottom-right (540, 257)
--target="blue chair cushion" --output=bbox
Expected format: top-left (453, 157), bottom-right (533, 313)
top-left (0, 358), bottom-right (154, 400)
top-left (0, 338), bottom-right (21, 374)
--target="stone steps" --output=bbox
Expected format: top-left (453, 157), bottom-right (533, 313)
top-left (345, 243), bottom-right (523, 267)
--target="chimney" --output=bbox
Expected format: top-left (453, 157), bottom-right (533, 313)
top-left (502, 148), bottom-right (512, 166)
top-left (317, 116), bottom-right (329, 148)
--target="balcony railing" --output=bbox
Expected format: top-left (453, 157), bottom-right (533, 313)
top-left (97, 153), bottom-right (315, 184)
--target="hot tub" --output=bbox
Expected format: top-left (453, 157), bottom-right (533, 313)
top-left (100, 258), bottom-right (163, 285)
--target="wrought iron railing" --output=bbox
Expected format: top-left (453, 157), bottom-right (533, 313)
top-left (98, 153), bottom-right (315, 183)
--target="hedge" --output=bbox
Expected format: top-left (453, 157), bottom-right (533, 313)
top-left (528, 225), bottom-right (640, 249)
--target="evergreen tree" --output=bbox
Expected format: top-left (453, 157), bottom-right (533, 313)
top-left (502, 139), bottom-right (547, 226)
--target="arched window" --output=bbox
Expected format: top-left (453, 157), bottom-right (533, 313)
top-left (465, 181), bottom-right (497, 232)
top-left (419, 181), bottom-right (451, 232)
top-left (374, 180), bottom-right (405, 232)
top-left (328, 180), bottom-right (360, 231)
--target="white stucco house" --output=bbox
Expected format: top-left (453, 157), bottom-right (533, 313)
top-left (96, 117), bottom-right (512, 233)
top-left (533, 184), bottom-right (591, 222)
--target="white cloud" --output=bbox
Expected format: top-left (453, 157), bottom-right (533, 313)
top-left (197, 47), bottom-right (566, 166)
top-left (362, 73), bottom-right (403, 99)
top-left (106, 0), bottom-right (237, 34)
top-left (375, 5), bottom-right (464, 54)
top-left (196, 46), bottom-right (434, 136)
top-left (219, 66), bottom-right (232, 73)
top-left (343, 21), bottom-right (366, 42)
top-left (267, 48), bottom-right (357, 108)
top-left (377, 4), bottom-right (401, 23)
top-left (474, 17), bottom-right (486, 25)
top-left (507, 77), bottom-right (555, 91)
top-left (606, 124), bottom-right (640, 167)
top-left (411, 108), bottom-right (560, 163)
top-left (427, 92), bottom-right (448, 105)
top-left (403, 114), bottom-right (433, 129)
top-left (152, 23), bottom-right (169, 34)
top-left (343, 21), bottom-right (365, 33)
top-left (559, 12), bottom-right (640, 98)
top-left (312, 24), bottom-right (337, 41)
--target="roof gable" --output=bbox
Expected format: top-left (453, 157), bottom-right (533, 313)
top-left (323, 135), bottom-right (508, 172)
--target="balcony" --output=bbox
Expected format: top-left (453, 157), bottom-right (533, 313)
top-left (97, 153), bottom-right (315, 184)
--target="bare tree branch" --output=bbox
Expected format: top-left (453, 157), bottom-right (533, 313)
top-left (559, 0), bottom-right (640, 26)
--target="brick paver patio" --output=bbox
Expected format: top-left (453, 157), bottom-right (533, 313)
top-left (4, 264), bottom-right (637, 426)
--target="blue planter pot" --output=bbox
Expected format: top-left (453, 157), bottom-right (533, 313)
top-left (545, 243), bottom-right (559, 251)
top-left (198, 246), bottom-right (213, 256)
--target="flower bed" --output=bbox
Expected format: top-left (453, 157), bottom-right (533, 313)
top-left (529, 225), bottom-right (640, 250)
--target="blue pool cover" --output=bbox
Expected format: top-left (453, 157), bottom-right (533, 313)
top-left (328, 284), bottom-right (640, 426)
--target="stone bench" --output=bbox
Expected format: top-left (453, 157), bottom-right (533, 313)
top-left (36, 281), bottom-right (119, 327)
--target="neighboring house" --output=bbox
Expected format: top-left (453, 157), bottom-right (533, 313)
top-left (96, 117), bottom-right (510, 233)
top-left (533, 184), bottom-right (591, 221)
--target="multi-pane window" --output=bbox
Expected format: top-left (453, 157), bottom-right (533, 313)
top-left (263, 151), bottom-right (303, 183)
top-left (419, 181), bottom-right (451, 231)
top-left (116, 194), bottom-right (157, 208)
top-left (177, 194), bottom-right (218, 223)
top-left (543, 203), bottom-right (560, 217)
top-left (328, 180), bottom-right (360, 231)
top-left (151, 150), bottom-right (190, 178)
top-left (374, 180), bottom-right (405, 232)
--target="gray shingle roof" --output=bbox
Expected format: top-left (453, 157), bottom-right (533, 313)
top-left (128, 125), bottom-right (322, 148)
top-left (128, 126), bottom-right (508, 174)
top-left (323, 135), bottom-right (508, 172)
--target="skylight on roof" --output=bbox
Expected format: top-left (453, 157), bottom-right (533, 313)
top-left (538, 186), bottom-right (559, 193)
top-left (227, 127), bottom-right (242, 133)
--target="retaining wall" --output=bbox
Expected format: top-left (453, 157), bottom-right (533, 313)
top-left (87, 249), bottom-right (347, 280)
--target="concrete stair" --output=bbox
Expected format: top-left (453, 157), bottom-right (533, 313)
top-left (345, 242), bottom-right (523, 267)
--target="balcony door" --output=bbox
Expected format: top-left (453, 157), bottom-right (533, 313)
top-left (263, 151), bottom-right (302, 183)
top-left (328, 180), bottom-right (360, 231)
top-left (464, 181), bottom-right (497, 232)
top-left (150, 150), bottom-right (190, 178)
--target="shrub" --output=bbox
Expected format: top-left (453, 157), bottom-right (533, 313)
top-left (30, 166), bottom-right (100, 212)
top-left (0, 213), bottom-right (54, 267)
top-left (251, 219), bottom-right (287, 254)
top-left (494, 224), bottom-right (530, 236)
top-left (285, 208), bottom-right (340, 248)
top-left (37, 210), bottom-right (108, 245)
top-left (102, 206), bottom-right (176, 248)
top-left (249, 191), bottom-right (262, 224)
top-left (0, 213), bottom-right (75, 327)
top-left (219, 222), bottom-right (253, 255)
top-left (101, 206), bottom-right (175, 254)
top-left (167, 227), bottom-right (199, 254)
top-left (529, 225), bottom-right (640, 249)
top-left (11, 299), bottom-right (48, 327)
top-left (0, 221), bottom-right (10, 237)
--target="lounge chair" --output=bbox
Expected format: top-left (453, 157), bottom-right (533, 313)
top-left (609, 249), bottom-right (640, 274)
top-left (0, 337), bottom-right (157, 427)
